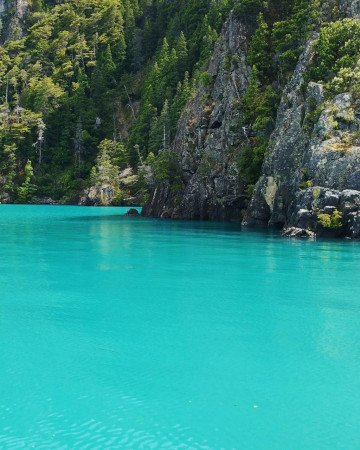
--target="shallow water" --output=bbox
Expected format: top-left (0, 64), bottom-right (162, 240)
top-left (0, 205), bottom-right (360, 449)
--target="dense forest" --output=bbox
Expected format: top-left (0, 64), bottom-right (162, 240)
top-left (0, 0), bottom-right (359, 207)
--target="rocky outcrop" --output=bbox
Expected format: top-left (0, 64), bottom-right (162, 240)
top-left (125, 208), bottom-right (140, 217)
top-left (0, 0), bottom-right (28, 42)
top-left (144, 2), bottom-right (360, 239)
top-left (32, 197), bottom-right (58, 205)
top-left (79, 185), bottom-right (117, 206)
top-left (78, 168), bottom-right (139, 206)
top-left (287, 187), bottom-right (360, 238)
top-left (244, 26), bottom-right (360, 238)
top-left (339, 0), bottom-right (360, 17)
top-left (143, 13), bottom-right (251, 220)
top-left (282, 227), bottom-right (316, 239)
top-left (244, 35), bottom-right (320, 229)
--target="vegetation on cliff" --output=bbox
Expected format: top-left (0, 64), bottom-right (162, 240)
top-left (0, 0), bottom-right (359, 206)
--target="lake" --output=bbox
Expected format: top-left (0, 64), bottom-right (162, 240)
top-left (1, 205), bottom-right (360, 449)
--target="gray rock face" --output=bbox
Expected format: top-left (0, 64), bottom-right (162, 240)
top-left (0, 0), bottom-right (28, 42)
top-left (284, 187), bottom-right (360, 237)
top-left (143, 14), bottom-right (251, 220)
top-left (79, 185), bottom-right (116, 206)
top-left (244, 2), bottom-right (360, 238)
top-left (144, 2), bottom-right (360, 238)
top-left (339, 0), bottom-right (360, 17)
top-left (244, 35), bottom-right (319, 228)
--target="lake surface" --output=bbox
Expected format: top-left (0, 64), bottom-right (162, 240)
top-left (0, 206), bottom-right (360, 449)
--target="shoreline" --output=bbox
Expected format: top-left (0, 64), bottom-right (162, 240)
top-left (1, 203), bottom-right (359, 241)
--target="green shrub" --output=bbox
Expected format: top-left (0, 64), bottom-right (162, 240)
top-left (199, 71), bottom-right (214, 87)
top-left (317, 209), bottom-right (343, 229)
top-left (317, 213), bottom-right (332, 228)
top-left (307, 19), bottom-right (360, 86)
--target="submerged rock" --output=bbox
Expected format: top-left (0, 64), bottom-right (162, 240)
top-left (125, 208), bottom-right (140, 217)
top-left (282, 227), bottom-right (316, 239)
top-left (33, 197), bottom-right (58, 205)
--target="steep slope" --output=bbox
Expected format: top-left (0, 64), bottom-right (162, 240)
top-left (144, 0), bottom-right (360, 238)
top-left (245, 1), bottom-right (360, 237)
top-left (143, 14), bottom-right (251, 220)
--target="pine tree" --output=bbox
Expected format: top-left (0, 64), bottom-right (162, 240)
top-left (170, 72), bottom-right (193, 137)
top-left (91, 139), bottom-right (120, 187)
top-left (248, 13), bottom-right (271, 81)
top-left (149, 99), bottom-right (171, 154)
top-left (100, 45), bottom-right (116, 85)
top-left (176, 32), bottom-right (189, 79)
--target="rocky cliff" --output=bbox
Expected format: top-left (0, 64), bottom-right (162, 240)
top-left (0, 0), bottom-right (28, 42)
top-left (144, 1), bottom-right (360, 238)
top-left (143, 14), bottom-right (251, 220)
top-left (244, 1), bottom-right (360, 238)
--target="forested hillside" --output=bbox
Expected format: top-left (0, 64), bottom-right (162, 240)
top-left (0, 0), bottom-right (231, 203)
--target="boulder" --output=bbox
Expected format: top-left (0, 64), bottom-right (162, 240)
top-left (79, 185), bottom-right (115, 206)
top-left (282, 227), bottom-right (316, 239)
top-left (34, 197), bottom-right (58, 205)
top-left (125, 208), bottom-right (140, 217)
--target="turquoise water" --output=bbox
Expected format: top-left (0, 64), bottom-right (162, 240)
top-left (1, 206), bottom-right (360, 449)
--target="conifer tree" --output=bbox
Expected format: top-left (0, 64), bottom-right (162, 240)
top-left (176, 32), bottom-right (189, 79)
top-left (248, 13), bottom-right (271, 81)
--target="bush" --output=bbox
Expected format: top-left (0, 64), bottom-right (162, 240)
top-left (199, 71), bottom-right (213, 87)
top-left (317, 209), bottom-right (343, 229)
top-left (307, 19), bottom-right (360, 85)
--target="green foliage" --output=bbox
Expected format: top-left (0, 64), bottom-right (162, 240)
top-left (146, 150), bottom-right (182, 195)
top-left (0, 0), bottom-right (352, 204)
top-left (303, 97), bottom-right (324, 134)
top-left (128, 0), bottom-right (229, 164)
top-left (17, 160), bottom-right (37, 203)
top-left (0, 0), bottom-right (132, 200)
top-left (306, 19), bottom-right (360, 95)
top-left (236, 0), bottom-right (319, 193)
top-left (234, 0), bottom-right (268, 21)
top-left (272, 0), bottom-right (319, 80)
top-left (1, 144), bottom-right (17, 196)
top-left (199, 71), bottom-right (214, 87)
top-left (317, 209), bottom-right (343, 229)
top-left (89, 138), bottom-right (129, 205)
top-left (248, 13), bottom-right (271, 80)
top-left (328, 65), bottom-right (360, 96)
top-left (90, 138), bottom-right (128, 186)
top-left (149, 150), bottom-right (178, 183)
top-left (22, 77), bottom-right (65, 115)
top-left (238, 67), bottom-right (279, 185)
